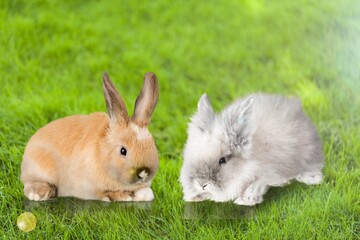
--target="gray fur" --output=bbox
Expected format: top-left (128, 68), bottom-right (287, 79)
top-left (180, 93), bottom-right (324, 205)
top-left (190, 94), bottom-right (216, 133)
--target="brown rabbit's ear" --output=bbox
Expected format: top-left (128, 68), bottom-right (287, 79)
top-left (131, 72), bottom-right (159, 127)
top-left (103, 72), bottom-right (129, 122)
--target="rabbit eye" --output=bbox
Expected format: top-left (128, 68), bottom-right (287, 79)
top-left (120, 147), bottom-right (127, 156)
top-left (219, 157), bottom-right (226, 165)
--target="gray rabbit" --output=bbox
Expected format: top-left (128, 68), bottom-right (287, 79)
top-left (180, 93), bottom-right (324, 205)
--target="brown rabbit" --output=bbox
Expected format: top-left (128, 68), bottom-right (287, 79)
top-left (21, 72), bottom-right (159, 202)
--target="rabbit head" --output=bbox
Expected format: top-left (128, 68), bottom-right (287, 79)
top-left (180, 94), bottom-right (255, 202)
top-left (102, 72), bottom-right (159, 189)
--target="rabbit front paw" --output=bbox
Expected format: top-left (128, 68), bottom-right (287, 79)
top-left (234, 188), bottom-right (264, 206)
top-left (186, 193), bottom-right (211, 202)
top-left (104, 190), bottom-right (134, 202)
top-left (133, 187), bottom-right (154, 202)
top-left (234, 195), bottom-right (263, 206)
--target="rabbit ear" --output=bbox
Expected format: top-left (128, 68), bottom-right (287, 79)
top-left (191, 93), bottom-right (215, 132)
top-left (230, 95), bottom-right (253, 128)
top-left (239, 96), bottom-right (253, 117)
top-left (131, 72), bottom-right (159, 127)
top-left (103, 72), bottom-right (129, 122)
top-left (197, 93), bottom-right (214, 113)
top-left (224, 95), bottom-right (254, 149)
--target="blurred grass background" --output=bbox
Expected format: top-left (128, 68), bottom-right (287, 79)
top-left (0, 0), bottom-right (359, 238)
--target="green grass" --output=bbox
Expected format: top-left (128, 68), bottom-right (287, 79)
top-left (1, 0), bottom-right (359, 238)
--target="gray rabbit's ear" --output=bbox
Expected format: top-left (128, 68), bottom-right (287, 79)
top-left (224, 95), bottom-right (254, 151)
top-left (197, 93), bottom-right (214, 114)
top-left (190, 93), bottom-right (215, 133)
top-left (226, 96), bottom-right (253, 125)
top-left (238, 96), bottom-right (253, 119)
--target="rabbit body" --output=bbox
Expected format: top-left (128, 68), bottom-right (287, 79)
top-left (21, 73), bottom-right (159, 202)
top-left (180, 93), bottom-right (324, 206)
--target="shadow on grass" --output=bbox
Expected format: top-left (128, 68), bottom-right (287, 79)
top-left (182, 182), bottom-right (319, 220)
top-left (22, 197), bottom-right (257, 220)
top-left (183, 201), bottom-right (257, 220)
top-left (23, 197), bottom-right (154, 215)
top-left (20, 183), bottom-right (317, 221)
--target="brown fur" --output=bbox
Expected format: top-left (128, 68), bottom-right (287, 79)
top-left (21, 72), bottom-right (159, 201)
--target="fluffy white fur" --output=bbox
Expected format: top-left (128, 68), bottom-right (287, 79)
top-left (180, 93), bottom-right (324, 206)
top-left (131, 123), bottom-right (151, 140)
top-left (133, 187), bottom-right (155, 201)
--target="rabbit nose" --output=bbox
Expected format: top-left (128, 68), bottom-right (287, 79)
top-left (136, 167), bottom-right (150, 181)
